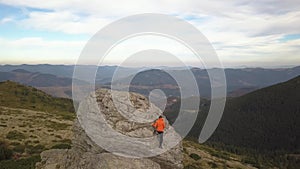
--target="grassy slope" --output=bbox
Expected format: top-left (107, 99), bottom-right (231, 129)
top-left (0, 81), bottom-right (74, 119)
top-left (0, 81), bottom-right (75, 169)
top-left (183, 140), bottom-right (258, 169)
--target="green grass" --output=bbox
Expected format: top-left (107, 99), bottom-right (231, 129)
top-left (189, 153), bottom-right (201, 161)
top-left (26, 144), bottom-right (45, 155)
top-left (0, 81), bottom-right (75, 168)
top-left (183, 139), bottom-right (234, 161)
top-left (45, 121), bottom-right (71, 130)
top-left (0, 155), bottom-right (41, 169)
top-left (6, 131), bottom-right (26, 141)
top-left (0, 81), bottom-right (75, 119)
top-left (182, 140), bottom-right (259, 169)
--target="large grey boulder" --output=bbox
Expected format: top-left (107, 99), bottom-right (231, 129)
top-left (36, 89), bottom-right (183, 169)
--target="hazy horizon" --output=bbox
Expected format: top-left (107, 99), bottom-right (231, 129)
top-left (0, 63), bottom-right (299, 69)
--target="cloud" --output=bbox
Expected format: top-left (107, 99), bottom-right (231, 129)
top-left (2, 0), bottom-right (300, 37)
top-left (0, 0), bottom-right (299, 66)
top-left (0, 17), bottom-right (14, 24)
top-left (0, 0), bottom-right (234, 16)
top-left (0, 37), bottom-right (86, 64)
top-left (236, 0), bottom-right (300, 15)
top-left (20, 11), bottom-right (111, 34)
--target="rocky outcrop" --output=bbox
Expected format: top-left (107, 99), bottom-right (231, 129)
top-left (36, 89), bottom-right (183, 169)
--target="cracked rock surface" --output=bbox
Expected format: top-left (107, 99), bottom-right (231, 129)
top-left (36, 89), bottom-right (183, 169)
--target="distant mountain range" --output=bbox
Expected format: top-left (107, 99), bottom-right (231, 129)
top-left (0, 65), bottom-right (300, 98)
top-left (0, 69), bottom-right (89, 98)
top-left (0, 64), bottom-right (75, 79)
top-left (112, 66), bottom-right (300, 98)
top-left (0, 64), bottom-right (140, 84)
top-left (0, 69), bottom-right (88, 87)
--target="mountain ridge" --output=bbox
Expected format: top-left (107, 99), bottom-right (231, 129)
top-left (1, 65), bottom-right (300, 98)
top-left (0, 69), bottom-right (88, 87)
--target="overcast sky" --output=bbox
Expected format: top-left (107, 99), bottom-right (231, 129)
top-left (0, 0), bottom-right (299, 67)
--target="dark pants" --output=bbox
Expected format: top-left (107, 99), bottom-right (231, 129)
top-left (157, 131), bottom-right (163, 148)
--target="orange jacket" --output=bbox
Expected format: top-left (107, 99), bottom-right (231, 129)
top-left (152, 118), bottom-right (165, 132)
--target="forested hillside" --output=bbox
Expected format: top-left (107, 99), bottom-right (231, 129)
top-left (165, 76), bottom-right (300, 168)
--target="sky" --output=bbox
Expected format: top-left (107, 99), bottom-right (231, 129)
top-left (0, 0), bottom-right (300, 68)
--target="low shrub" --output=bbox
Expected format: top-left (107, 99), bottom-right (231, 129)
top-left (189, 153), bottom-right (201, 161)
top-left (208, 161), bottom-right (218, 168)
top-left (51, 143), bottom-right (71, 149)
top-left (6, 131), bottom-right (26, 140)
top-left (26, 144), bottom-right (45, 154)
top-left (45, 121), bottom-right (70, 130)
top-left (0, 155), bottom-right (41, 169)
top-left (12, 144), bottom-right (25, 153)
top-left (0, 141), bottom-right (13, 160)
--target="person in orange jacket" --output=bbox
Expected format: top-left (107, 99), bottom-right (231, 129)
top-left (152, 115), bottom-right (165, 148)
